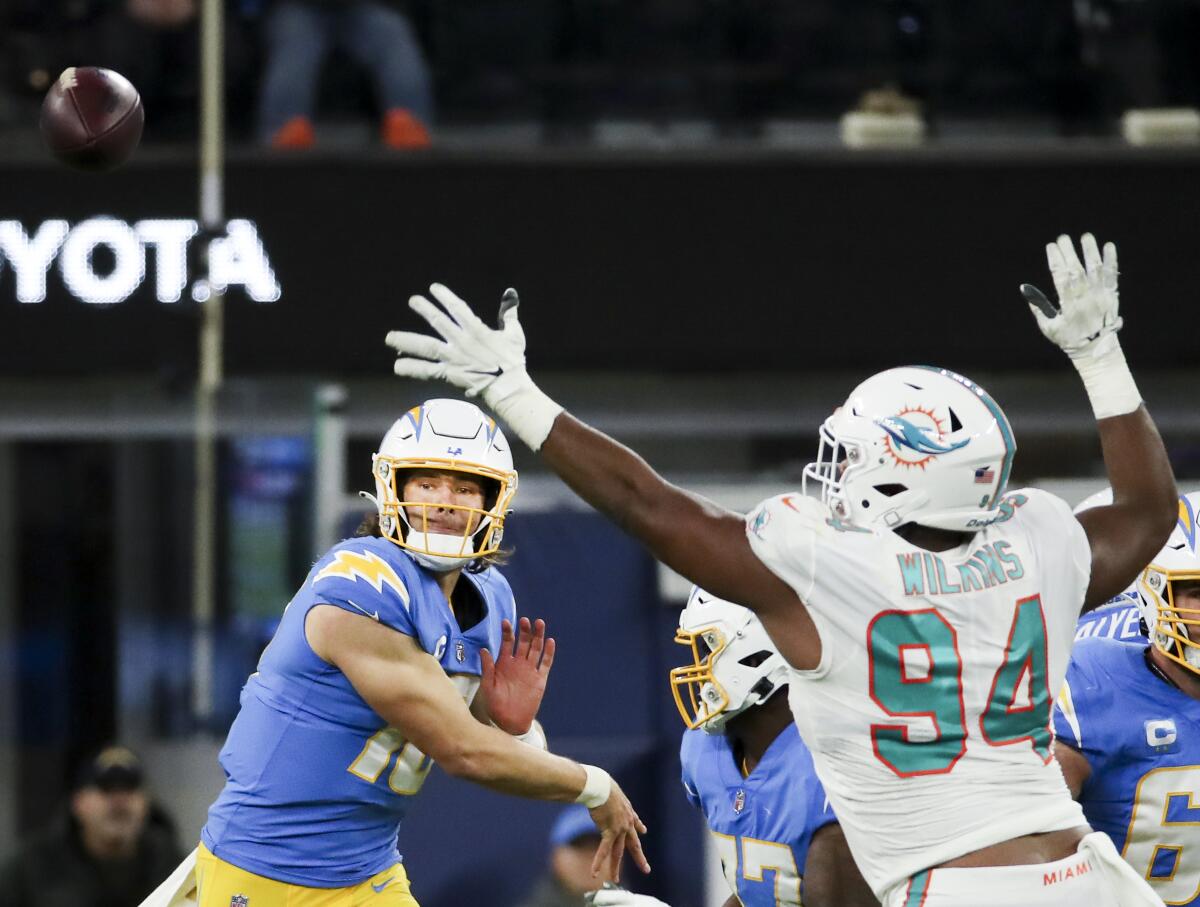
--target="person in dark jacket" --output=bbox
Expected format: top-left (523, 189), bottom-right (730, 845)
top-left (0, 746), bottom-right (183, 907)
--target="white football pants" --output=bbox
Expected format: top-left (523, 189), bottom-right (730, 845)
top-left (885, 833), bottom-right (1165, 907)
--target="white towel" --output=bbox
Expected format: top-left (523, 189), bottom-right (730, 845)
top-left (138, 847), bottom-right (198, 907)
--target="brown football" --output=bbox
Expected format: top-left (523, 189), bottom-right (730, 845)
top-left (40, 67), bottom-right (144, 172)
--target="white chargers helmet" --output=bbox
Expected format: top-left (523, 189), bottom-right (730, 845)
top-left (1072, 486), bottom-right (1113, 515)
top-left (1136, 491), bottom-right (1200, 676)
top-left (669, 587), bottom-right (789, 734)
top-left (372, 398), bottom-right (517, 572)
top-left (1073, 486), bottom-right (1139, 608)
top-left (803, 365), bottom-right (1016, 532)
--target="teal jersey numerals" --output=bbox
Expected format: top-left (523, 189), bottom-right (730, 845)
top-left (981, 594), bottom-right (1052, 760)
top-left (868, 596), bottom-right (1052, 777)
top-left (868, 609), bottom-right (967, 776)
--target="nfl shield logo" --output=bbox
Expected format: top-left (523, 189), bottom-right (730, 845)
top-left (455, 641), bottom-right (466, 663)
top-left (732, 789), bottom-right (746, 814)
top-left (230, 896), bottom-right (249, 907)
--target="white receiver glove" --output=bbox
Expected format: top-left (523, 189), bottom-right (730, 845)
top-left (1021, 233), bottom-right (1141, 419)
top-left (585, 885), bottom-right (672, 907)
top-left (386, 284), bottom-right (563, 450)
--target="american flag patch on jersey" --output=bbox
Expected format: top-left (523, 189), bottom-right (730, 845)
top-left (974, 466), bottom-right (995, 484)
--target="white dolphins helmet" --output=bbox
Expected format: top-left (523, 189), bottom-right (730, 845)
top-left (670, 587), bottom-right (789, 734)
top-left (1137, 491), bottom-right (1200, 676)
top-left (372, 399), bottom-right (517, 572)
top-left (802, 365), bottom-right (1016, 531)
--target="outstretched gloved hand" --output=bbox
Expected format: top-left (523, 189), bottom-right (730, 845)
top-left (1021, 233), bottom-right (1122, 360)
top-left (387, 284), bottom-right (563, 450)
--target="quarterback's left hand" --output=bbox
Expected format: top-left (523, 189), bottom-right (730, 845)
top-left (480, 617), bottom-right (556, 735)
top-left (585, 887), bottom-right (672, 907)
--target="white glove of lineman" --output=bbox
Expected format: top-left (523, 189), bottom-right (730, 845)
top-left (1020, 233), bottom-right (1121, 360)
top-left (1020, 233), bottom-right (1140, 419)
top-left (386, 284), bottom-right (563, 450)
top-left (585, 886), bottom-right (672, 907)
top-left (387, 283), bottom-right (527, 396)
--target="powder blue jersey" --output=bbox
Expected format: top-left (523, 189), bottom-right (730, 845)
top-left (202, 536), bottom-right (516, 887)
top-left (1074, 592), bottom-right (1144, 643)
top-left (680, 724), bottom-right (836, 907)
top-left (1054, 636), bottom-right (1200, 906)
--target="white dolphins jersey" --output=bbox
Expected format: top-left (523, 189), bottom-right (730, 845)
top-left (745, 488), bottom-right (1091, 901)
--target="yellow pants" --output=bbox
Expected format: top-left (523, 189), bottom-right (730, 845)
top-left (196, 844), bottom-right (420, 907)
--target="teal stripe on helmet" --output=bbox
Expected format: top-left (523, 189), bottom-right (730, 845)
top-left (911, 365), bottom-right (1016, 509)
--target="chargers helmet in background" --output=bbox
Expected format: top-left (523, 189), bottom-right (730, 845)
top-left (670, 587), bottom-right (789, 733)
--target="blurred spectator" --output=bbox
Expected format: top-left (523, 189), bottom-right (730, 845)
top-left (257, 0), bottom-right (433, 149)
top-left (516, 805), bottom-right (603, 907)
top-left (0, 0), bottom-right (253, 142)
top-left (0, 746), bottom-right (183, 907)
top-left (91, 0), bottom-right (254, 141)
top-left (0, 0), bottom-right (95, 130)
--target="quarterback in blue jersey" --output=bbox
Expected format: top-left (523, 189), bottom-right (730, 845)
top-left (1055, 491), bottom-right (1200, 907)
top-left (143, 399), bottom-right (648, 907)
top-left (590, 589), bottom-right (876, 907)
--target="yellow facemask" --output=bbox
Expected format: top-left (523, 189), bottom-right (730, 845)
top-left (669, 624), bottom-right (730, 731)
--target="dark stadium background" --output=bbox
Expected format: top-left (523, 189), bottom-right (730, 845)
top-left (3, 2), bottom-right (1200, 901)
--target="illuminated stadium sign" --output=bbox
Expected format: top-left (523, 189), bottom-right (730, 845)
top-left (0, 217), bottom-right (280, 305)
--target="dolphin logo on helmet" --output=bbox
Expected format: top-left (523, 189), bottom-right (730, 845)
top-left (878, 415), bottom-right (971, 457)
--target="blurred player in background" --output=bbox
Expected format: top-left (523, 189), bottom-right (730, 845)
top-left (386, 233), bottom-right (1177, 907)
top-left (1055, 490), bottom-right (1200, 906)
top-left (591, 587), bottom-right (876, 907)
top-left (145, 398), bottom-right (647, 907)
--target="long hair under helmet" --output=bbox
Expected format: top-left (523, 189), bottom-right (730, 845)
top-left (802, 365), bottom-right (1016, 532)
top-left (371, 398), bottom-right (517, 572)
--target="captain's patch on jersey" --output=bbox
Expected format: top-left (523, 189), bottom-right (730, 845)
top-left (314, 549), bottom-right (411, 608)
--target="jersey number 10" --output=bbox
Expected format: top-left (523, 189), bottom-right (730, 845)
top-left (868, 594), bottom-right (1052, 777)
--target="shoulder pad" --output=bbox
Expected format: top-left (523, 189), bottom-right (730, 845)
top-left (311, 540), bottom-right (418, 633)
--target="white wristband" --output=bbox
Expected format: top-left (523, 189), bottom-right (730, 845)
top-left (482, 369), bottom-right (564, 452)
top-left (512, 720), bottom-right (548, 751)
top-left (574, 764), bottom-right (612, 809)
top-left (1071, 342), bottom-right (1142, 420)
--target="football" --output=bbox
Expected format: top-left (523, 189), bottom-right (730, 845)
top-left (39, 67), bottom-right (144, 172)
